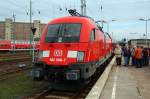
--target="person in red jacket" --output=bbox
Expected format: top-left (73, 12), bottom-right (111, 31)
top-left (134, 46), bottom-right (143, 68)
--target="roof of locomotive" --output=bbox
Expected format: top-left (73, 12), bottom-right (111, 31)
top-left (40, 16), bottom-right (103, 43)
top-left (47, 16), bottom-right (96, 26)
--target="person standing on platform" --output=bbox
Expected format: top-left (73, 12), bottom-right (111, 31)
top-left (148, 48), bottom-right (150, 65)
top-left (127, 46), bottom-right (132, 65)
top-left (131, 46), bottom-right (136, 66)
top-left (134, 46), bottom-right (143, 68)
top-left (114, 45), bottom-right (122, 65)
top-left (122, 46), bottom-right (131, 66)
top-left (142, 48), bottom-right (149, 66)
top-left (149, 49), bottom-right (150, 65)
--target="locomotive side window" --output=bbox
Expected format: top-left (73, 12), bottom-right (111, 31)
top-left (90, 29), bottom-right (95, 41)
top-left (45, 23), bottom-right (81, 43)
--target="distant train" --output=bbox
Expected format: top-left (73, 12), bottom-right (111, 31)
top-left (32, 11), bottom-right (113, 82)
top-left (0, 40), bottom-right (39, 51)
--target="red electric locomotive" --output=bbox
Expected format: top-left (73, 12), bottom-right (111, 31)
top-left (32, 10), bottom-right (112, 82)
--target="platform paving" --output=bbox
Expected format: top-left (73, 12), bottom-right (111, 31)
top-left (100, 65), bottom-right (150, 99)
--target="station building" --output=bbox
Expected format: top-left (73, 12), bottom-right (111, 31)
top-left (0, 18), bottom-right (46, 41)
top-left (128, 39), bottom-right (150, 48)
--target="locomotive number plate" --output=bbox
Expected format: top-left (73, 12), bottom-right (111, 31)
top-left (49, 58), bottom-right (66, 62)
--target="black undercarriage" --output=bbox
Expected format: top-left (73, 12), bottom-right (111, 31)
top-left (31, 53), bottom-right (112, 90)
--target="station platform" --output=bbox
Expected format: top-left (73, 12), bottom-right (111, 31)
top-left (100, 65), bottom-right (150, 99)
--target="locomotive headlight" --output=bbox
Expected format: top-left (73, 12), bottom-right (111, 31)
top-left (38, 50), bottom-right (50, 59)
top-left (77, 51), bottom-right (85, 62)
top-left (67, 51), bottom-right (85, 62)
top-left (67, 50), bottom-right (77, 58)
top-left (43, 50), bottom-right (50, 57)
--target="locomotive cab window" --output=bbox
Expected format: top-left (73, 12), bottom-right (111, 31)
top-left (46, 24), bottom-right (60, 37)
top-left (45, 23), bottom-right (81, 43)
top-left (90, 29), bottom-right (95, 41)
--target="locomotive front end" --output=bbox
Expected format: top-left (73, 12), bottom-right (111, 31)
top-left (31, 16), bottom-right (104, 83)
top-left (32, 18), bottom-right (90, 81)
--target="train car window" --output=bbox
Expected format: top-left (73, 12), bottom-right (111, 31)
top-left (90, 29), bottom-right (95, 41)
top-left (45, 23), bottom-right (81, 43)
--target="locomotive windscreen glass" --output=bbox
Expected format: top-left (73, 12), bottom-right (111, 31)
top-left (45, 23), bottom-right (81, 43)
top-left (46, 24), bottom-right (60, 37)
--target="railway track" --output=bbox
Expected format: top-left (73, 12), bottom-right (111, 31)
top-left (0, 57), bottom-right (31, 65)
top-left (0, 55), bottom-right (33, 81)
top-left (29, 56), bottom-right (113, 99)
top-left (0, 52), bottom-right (31, 63)
top-left (0, 65), bottom-right (32, 81)
top-left (29, 71), bottom-right (103, 99)
top-left (0, 53), bottom-right (31, 58)
top-left (0, 58), bottom-right (32, 73)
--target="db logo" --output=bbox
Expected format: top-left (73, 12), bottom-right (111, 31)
top-left (54, 50), bottom-right (63, 56)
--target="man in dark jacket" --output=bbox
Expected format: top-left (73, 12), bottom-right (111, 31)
top-left (142, 48), bottom-right (149, 66)
top-left (122, 46), bottom-right (131, 66)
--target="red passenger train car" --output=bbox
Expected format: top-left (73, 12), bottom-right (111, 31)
top-left (0, 40), bottom-right (11, 50)
top-left (32, 13), bottom-right (113, 82)
top-left (0, 40), bottom-right (39, 51)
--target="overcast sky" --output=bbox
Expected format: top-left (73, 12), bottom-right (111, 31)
top-left (0, 0), bottom-right (150, 41)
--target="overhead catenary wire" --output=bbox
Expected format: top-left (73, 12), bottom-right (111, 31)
top-left (0, 0), bottom-right (149, 23)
